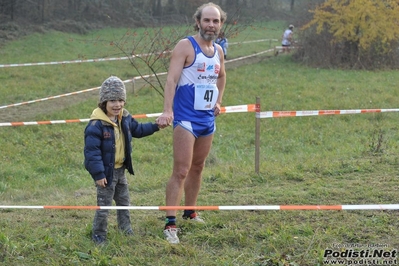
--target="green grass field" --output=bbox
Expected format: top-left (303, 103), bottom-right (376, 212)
top-left (0, 22), bottom-right (398, 265)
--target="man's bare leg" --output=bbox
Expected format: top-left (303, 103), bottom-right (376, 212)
top-left (184, 134), bottom-right (213, 207)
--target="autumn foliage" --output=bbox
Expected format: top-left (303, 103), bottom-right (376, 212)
top-left (294, 0), bottom-right (399, 69)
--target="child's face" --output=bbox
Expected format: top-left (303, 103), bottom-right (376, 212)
top-left (106, 100), bottom-right (125, 119)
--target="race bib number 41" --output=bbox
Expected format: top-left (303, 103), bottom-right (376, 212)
top-left (194, 84), bottom-right (219, 110)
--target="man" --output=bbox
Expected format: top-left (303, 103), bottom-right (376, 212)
top-left (281, 24), bottom-right (294, 53)
top-left (156, 2), bottom-right (227, 244)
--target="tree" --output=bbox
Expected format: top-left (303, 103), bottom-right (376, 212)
top-left (296, 0), bottom-right (399, 69)
top-left (112, 26), bottom-right (193, 97)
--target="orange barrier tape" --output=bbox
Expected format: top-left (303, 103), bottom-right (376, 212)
top-left (0, 204), bottom-right (398, 210)
top-left (256, 108), bottom-right (399, 119)
top-left (0, 104), bottom-right (256, 127)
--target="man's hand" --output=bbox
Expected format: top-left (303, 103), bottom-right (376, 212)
top-left (214, 102), bottom-right (222, 116)
top-left (156, 112), bottom-right (174, 129)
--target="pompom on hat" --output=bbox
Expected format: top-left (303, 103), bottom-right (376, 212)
top-left (99, 76), bottom-right (126, 103)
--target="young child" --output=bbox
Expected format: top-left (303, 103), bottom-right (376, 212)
top-left (84, 76), bottom-right (162, 244)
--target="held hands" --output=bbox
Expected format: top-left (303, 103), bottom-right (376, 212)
top-left (156, 112), bottom-right (173, 129)
top-left (155, 105), bottom-right (220, 128)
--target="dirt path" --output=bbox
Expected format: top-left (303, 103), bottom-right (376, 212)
top-left (0, 55), bottom-right (270, 123)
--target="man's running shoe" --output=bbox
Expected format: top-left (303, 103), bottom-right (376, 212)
top-left (163, 226), bottom-right (180, 244)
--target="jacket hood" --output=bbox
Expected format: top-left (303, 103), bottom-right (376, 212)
top-left (90, 107), bottom-right (120, 126)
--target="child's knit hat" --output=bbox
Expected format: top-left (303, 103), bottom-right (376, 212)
top-left (99, 76), bottom-right (126, 103)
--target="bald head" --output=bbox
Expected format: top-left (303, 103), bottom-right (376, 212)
top-left (193, 2), bottom-right (227, 32)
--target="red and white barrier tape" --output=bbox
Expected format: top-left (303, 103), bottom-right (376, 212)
top-left (0, 56), bottom-right (130, 68)
top-left (2, 106), bottom-right (398, 127)
top-left (0, 48), bottom-right (273, 110)
top-left (227, 49), bottom-right (274, 63)
top-left (229, 39), bottom-right (278, 45)
top-left (274, 46), bottom-right (298, 50)
top-left (0, 204), bottom-right (398, 210)
top-left (0, 73), bottom-right (167, 110)
top-left (256, 108), bottom-right (399, 119)
top-left (0, 104), bottom-right (256, 127)
top-left (0, 39), bottom-right (278, 68)
top-left (0, 51), bottom-right (170, 68)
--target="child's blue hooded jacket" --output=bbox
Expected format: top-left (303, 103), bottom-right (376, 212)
top-left (84, 108), bottom-right (159, 186)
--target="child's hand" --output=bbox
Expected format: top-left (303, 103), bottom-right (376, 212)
top-left (156, 112), bottom-right (173, 129)
top-left (156, 120), bottom-right (170, 129)
top-left (96, 178), bottom-right (107, 188)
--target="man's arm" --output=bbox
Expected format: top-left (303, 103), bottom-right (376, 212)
top-left (216, 45), bottom-right (226, 108)
top-left (288, 32), bottom-right (293, 42)
top-left (156, 39), bottom-right (191, 127)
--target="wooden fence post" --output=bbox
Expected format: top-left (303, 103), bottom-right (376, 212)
top-left (255, 96), bottom-right (260, 174)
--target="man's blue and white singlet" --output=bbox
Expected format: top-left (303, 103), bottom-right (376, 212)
top-left (173, 36), bottom-right (221, 123)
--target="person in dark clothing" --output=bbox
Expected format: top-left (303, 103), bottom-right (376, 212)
top-left (84, 75), bottom-right (165, 244)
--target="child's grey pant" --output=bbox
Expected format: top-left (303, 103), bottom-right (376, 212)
top-left (92, 167), bottom-right (132, 237)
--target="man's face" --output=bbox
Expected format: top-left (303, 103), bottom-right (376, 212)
top-left (198, 7), bottom-right (222, 42)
